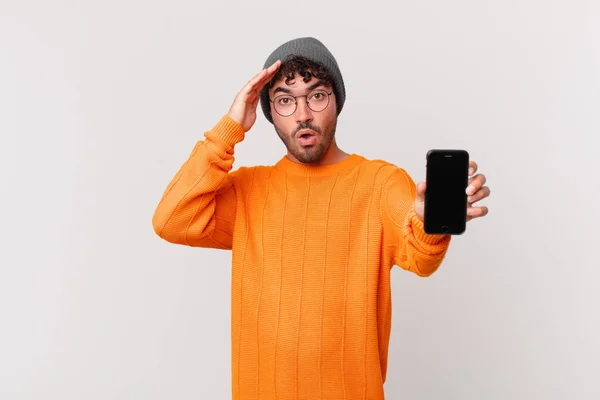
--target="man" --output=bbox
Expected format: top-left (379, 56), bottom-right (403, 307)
top-left (152, 37), bottom-right (490, 400)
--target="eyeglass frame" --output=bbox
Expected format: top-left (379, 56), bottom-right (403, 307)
top-left (269, 89), bottom-right (334, 117)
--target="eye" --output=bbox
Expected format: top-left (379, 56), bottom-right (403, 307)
top-left (277, 96), bottom-right (294, 105)
top-left (310, 91), bottom-right (326, 101)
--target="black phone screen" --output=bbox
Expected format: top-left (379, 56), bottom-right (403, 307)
top-left (424, 149), bottom-right (469, 235)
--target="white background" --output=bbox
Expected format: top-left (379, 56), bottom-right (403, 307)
top-left (1, 0), bottom-right (599, 399)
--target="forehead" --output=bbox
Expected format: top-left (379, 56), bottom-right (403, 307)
top-left (269, 72), bottom-right (331, 94)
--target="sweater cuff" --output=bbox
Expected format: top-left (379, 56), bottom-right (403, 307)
top-left (406, 208), bottom-right (450, 246)
top-left (205, 114), bottom-right (246, 148)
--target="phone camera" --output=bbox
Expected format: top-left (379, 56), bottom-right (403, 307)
top-left (441, 225), bottom-right (449, 233)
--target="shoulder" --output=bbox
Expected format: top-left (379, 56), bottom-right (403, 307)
top-left (229, 164), bottom-right (276, 187)
top-left (355, 155), bottom-right (414, 187)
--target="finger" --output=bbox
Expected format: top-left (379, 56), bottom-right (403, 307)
top-left (415, 181), bottom-right (426, 202)
top-left (468, 160), bottom-right (478, 176)
top-left (235, 70), bottom-right (267, 104)
top-left (266, 59), bottom-right (281, 72)
top-left (467, 206), bottom-right (489, 218)
top-left (467, 186), bottom-right (491, 204)
top-left (255, 61), bottom-right (281, 91)
top-left (241, 65), bottom-right (280, 102)
top-left (252, 60), bottom-right (281, 88)
top-left (248, 68), bottom-right (269, 88)
top-left (466, 173), bottom-right (487, 195)
top-left (241, 61), bottom-right (279, 92)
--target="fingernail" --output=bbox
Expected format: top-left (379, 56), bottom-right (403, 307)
top-left (469, 167), bottom-right (474, 175)
top-left (467, 185), bottom-right (475, 195)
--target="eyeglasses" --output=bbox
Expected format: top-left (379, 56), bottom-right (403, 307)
top-left (269, 89), bottom-right (333, 117)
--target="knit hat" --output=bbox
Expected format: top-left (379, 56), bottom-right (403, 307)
top-left (259, 37), bottom-right (346, 124)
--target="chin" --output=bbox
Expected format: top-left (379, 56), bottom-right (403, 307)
top-left (293, 145), bottom-right (328, 164)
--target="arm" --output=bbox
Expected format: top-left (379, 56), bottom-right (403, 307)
top-left (381, 168), bottom-right (452, 276)
top-left (152, 59), bottom-right (282, 249)
top-left (152, 115), bottom-right (244, 249)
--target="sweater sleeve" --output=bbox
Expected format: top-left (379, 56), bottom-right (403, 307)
top-left (152, 114), bottom-right (245, 249)
top-left (381, 167), bottom-right (452, 277)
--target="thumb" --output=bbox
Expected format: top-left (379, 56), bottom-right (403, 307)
top-left (415, 182), bottom-right (426, 203)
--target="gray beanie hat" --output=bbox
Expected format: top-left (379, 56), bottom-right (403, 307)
top-left (259, 37), bottom-right (346, 124)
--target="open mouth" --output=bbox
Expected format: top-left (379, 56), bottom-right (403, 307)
top-left (297, 130), bottom-right (317, 146)
top-left (297, 129), bottom-right (316, 138)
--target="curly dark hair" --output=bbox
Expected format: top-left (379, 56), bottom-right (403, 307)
top-left (266, 54), bottom-right (334, 90)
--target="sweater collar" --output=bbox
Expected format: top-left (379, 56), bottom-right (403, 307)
top-left (275, 153), bottom-right (365, 177)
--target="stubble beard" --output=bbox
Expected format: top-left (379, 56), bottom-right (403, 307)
top-left (274, 116), bottom-right (338, 165)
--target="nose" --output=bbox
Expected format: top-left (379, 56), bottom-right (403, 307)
top-left (294, 97), bottom-right (313, 124)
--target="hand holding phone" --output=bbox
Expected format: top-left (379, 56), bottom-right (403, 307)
top-left (424, 149), bottom-right (470, 235)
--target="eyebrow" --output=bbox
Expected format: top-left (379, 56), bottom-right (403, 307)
top-left (273, 80), bottom-right (329, 95)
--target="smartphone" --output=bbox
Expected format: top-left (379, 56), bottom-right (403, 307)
top-left (424, 149), bottom-right (469, 235)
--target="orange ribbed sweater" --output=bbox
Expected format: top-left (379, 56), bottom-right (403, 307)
top-left (152, 115), bottom-right (452, 400)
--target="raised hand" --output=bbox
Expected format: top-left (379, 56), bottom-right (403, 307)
top-left (227, 60), bottom-right (281, 132)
